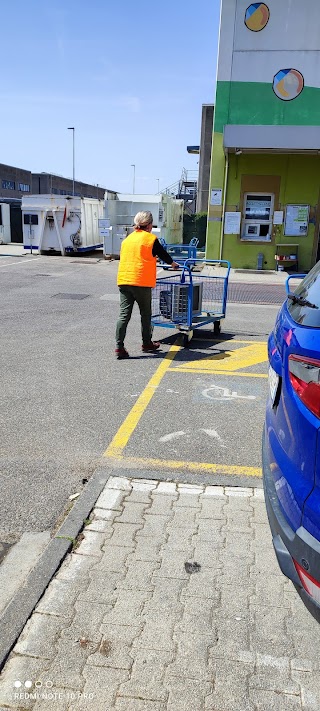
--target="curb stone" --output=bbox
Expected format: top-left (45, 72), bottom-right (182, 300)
top-left (0, 468), bottom-right (113, 672)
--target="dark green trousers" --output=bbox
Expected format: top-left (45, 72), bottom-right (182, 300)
top-left (116, 285), bottom-right (152, 348)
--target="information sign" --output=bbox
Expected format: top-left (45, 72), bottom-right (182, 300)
top-left (284, 205), bottom-right (309, 236)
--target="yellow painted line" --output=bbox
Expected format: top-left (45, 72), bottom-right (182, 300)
top-left (168, 368), bottom-right (268, 378)
top-left (192, 339), bottom-right (264, 345)
top-left (109, 454), bottom-right (262, 478)
top-left (172, 342), bottom-right (268, 373)
top-left (104, 341), bottom-right (181, 458)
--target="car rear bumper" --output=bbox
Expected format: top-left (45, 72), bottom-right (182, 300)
top-left (262, 427), bottom-right (320, 622)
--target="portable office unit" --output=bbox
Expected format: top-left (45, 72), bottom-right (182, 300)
top-left (22, 195), bottom-right (104, 255)
top-left (104, 193), bottom-right (184, 256)
top-left (0, 203), bottom-right (11, 243)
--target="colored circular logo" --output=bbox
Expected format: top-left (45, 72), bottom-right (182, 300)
top-left (245, 3), bottom-right (270, 31)
top-left (273, 69), bottom-right (304, 101)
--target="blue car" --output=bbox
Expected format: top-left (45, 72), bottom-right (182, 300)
top-left (263, 263), bottom-right (320, 621)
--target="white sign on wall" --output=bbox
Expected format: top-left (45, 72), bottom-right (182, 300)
top-left (284, 205), bottom-right (309, 236)
top-left (210, 189), bottom-right (222, 205)
top-left (273, 211), bottom-right (284, 225)
top-left (98, 218), bottom-right (110, 228)
top-left (224, 212), bottom-right (241, 234)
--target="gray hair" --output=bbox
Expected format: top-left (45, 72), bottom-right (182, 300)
top-left (133, 211), bottom-right (153, 229)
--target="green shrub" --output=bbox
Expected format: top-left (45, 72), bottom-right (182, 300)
top-left (183, 213), bottom-right (207, 248)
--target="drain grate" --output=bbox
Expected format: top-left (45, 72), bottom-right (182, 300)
top-left (70, 259), bottom-right (101, 265)
top-left (227, 283), bottom-right (286, 305)
top-left (52, 293), bottom-right (90, 300)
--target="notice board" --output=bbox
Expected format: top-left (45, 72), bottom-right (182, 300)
top-left (284, 205), bottom-right (309, 236)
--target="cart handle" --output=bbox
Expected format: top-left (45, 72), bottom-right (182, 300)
top-left (189, 237), bottom-right (199, 247)
top-left (180, 258), bottom-right (231, 284)
top-left (180, 263), bottom-right (191, 284)
top-left (286, 274), bottom-right (307, 295)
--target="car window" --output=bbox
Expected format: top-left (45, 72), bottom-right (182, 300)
top-left (287, 261), bottom-right (320, 327)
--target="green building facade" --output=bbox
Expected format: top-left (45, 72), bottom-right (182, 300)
top-left (206, 0), bottom-right (320, 271)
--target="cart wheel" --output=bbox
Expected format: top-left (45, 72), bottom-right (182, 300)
top-left (183, 334), bottom-right (189, 348)
top-left (213, 321), bottom-right (221, 335)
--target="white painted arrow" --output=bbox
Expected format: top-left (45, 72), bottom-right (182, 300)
top-left (159, 431), bottom-right (186, 443)
top-left (201, 429), bottom-right (227, 447)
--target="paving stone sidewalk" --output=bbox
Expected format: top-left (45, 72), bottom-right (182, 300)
top-left (1, 476), bottom-right (320, 711)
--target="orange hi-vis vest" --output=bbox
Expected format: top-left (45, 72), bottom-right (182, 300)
top-left (117, 230), bottom-right (157, 287)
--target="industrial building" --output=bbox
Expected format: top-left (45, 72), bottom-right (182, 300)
top-left (186, 105), bottom-right (214, 214)
top-left (0, 163), bottom-right (32, 242)
top-left (31, 173), bottom-right (107, 200)
top-left (206, 0), bottom-right (320, 271)
top-left (0, 163), bottom-right (32, 200)
top-left (197, 105), bottom-right (214, 214)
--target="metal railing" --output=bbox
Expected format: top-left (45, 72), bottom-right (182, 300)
top-left (161, 169), bottom-right (198, 206)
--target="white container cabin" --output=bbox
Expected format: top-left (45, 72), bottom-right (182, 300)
top-left (22, 195), bottom-right (104, 255)
top-left (0, 203), bottom-right (11, 243)
top-left (103, 193), bottom-right (184, 257)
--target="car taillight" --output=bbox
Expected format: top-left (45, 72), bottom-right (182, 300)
top-left (289, 355), bottom-right (320, 418)
top-left (294, 560), bottom-right (320, 605)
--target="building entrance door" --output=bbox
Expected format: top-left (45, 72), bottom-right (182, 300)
top-left (10, 204), bottom-right (23, 242)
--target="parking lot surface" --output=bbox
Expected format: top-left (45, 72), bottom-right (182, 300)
top-left (112, 338), bottom-right (267, 475)
top-left (0, 256), bottom-right (278, 543)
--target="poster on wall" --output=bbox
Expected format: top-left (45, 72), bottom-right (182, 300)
top-left (210, 189), bottom-right (222, 205)
top-left (273, 211), bottom-right (284, 225)
top-left (224, 212), bottom-right (241, 234)
top-left (284, 205), bottom-right (309, 236)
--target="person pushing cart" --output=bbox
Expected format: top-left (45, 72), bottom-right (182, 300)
top-left (115, 210), bottom-right (179, 359)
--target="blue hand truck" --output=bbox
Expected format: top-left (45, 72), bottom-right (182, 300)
top-left (152, 259), bottom-right (231, 346)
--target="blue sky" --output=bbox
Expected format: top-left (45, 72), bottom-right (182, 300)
top-left (2, 0), bottom-right (221, 194)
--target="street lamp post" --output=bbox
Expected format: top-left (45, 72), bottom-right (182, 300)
top-left (68, 127), bottom-right (75, 196)
top-left (156, 178), bottom-right (160, 193)
top-left (131, 164), bottom-right (135, 194)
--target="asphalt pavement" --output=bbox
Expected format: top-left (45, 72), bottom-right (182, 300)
top-left (0, 253), bottom-right (282, 543)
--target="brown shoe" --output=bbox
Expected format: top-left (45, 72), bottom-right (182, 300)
top-left (115, 347), bottom-right (129, 359)
top-left (142, 341), bottom-right (161, 353)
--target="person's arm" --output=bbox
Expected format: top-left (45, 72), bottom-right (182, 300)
top-left (152, 239), bottom-right (179, 269)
